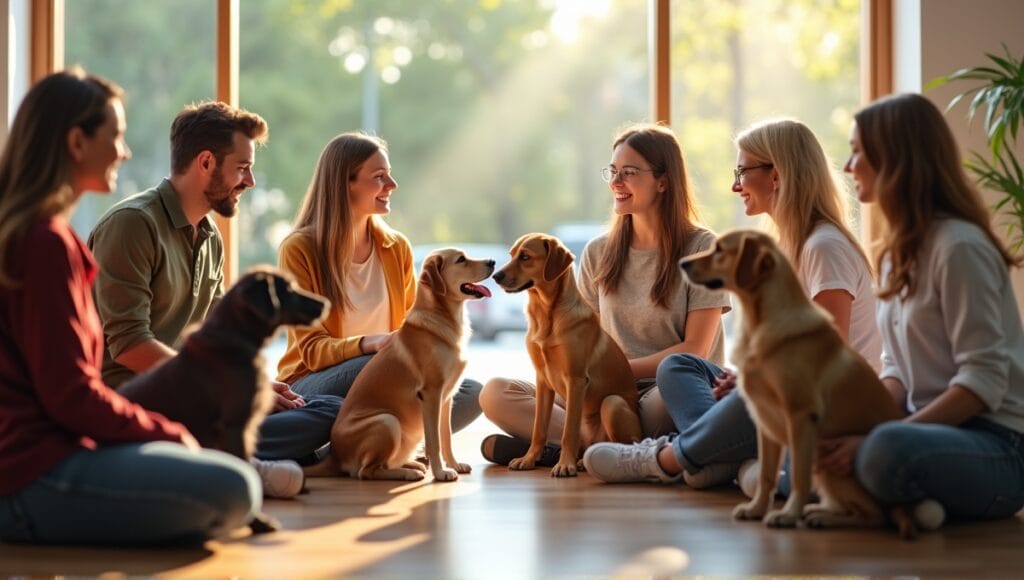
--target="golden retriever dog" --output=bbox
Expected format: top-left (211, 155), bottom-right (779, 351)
top-left (679, 230), bottom-right (908, 533)
top-left (309, 248), bottom-right (494, 482)
top-left (493, 233), bottom-right (642, 477)
top-left (121, 266), bottom-right (330, 533)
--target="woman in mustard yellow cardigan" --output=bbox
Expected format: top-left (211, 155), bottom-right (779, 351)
top-left (277, 132), bottom-right (482, 432)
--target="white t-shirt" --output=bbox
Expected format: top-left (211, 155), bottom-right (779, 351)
top-left (877, 218), bottom-right (1024, 433)
top-left (798, 223), bottom-right (883, 371)
top-left (578, 228), bottom-right (733, 366)
top-left (343, 244), bottom-right (391, 337)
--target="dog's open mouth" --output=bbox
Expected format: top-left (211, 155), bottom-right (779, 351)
top-left (460, 283), bottom-right (492, 299)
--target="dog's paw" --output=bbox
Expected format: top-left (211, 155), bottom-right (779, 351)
top-left (433, 468), bottom-right (459, 482)
top-left (452, 462), bottom-right (472, 474)
top-left (732, 501), bottom-right (767, 521)
top-left (509, 457), bottom-right (537, 471)
top-left (403, 460), bottom-right (428, 472)
top-left (764, 508), bottom-right (800, 528)
top-left (397, 468), bottom-right (426, 481)
top-left (550, 462), bottom-right (578, 478)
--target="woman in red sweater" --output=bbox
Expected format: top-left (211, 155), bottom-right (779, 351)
top-left (0, 68), bottom-right (259, 545)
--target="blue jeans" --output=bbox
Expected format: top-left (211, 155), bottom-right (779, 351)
top-left (291, 354), bottom-right (483, 433)
top-left (0, 442), bottom-right (259, 546)
top-left (255, 394), bottom-right (343, 464)
top-left (857, 418), bottom-right (1024, 519)
top-left (657, 354), bottom-right (758, 475)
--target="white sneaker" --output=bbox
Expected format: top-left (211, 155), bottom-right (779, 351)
top-left (251, 457), bottom-right (304, 499)
top-left (582, 437), bottom-right (678, 483)
top-left (737, 458), bottom-right (759, 498)
top-left (682, 461), bottom-right (742, 489)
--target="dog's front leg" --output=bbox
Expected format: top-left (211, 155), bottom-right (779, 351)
top-left (440, 373), bottom-right (471, 475)
top-left (509, 382), bottom-right (555, 471)
top-left (765, 411), bottom-right (816, 528)
top-left (733, 430), bottom-right (782, 522)
top-left (552, 376), bottom-right (586, 477)
top-left (420, 387), bottom-right (459, 482)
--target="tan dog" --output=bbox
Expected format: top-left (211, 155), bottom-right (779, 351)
top-left (308, 248), bottom-right (494, 481)
top-left (680, 230), bottom-right (907, 532)
top-left (493, 233), bottom-right (642, 477)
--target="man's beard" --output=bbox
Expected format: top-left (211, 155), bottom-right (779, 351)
top-left (204, 166), bottom-right (243, 218)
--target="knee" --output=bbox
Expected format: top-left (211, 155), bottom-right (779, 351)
top-left (855, 422), bottom-right (916, 503)
top-left (479, 377), bottom-right (512, 418)
top-left (199, 456), bottom-right (261, 536)
top-left (655, 353), bottom-right (706, 386)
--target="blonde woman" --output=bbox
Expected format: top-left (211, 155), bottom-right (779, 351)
top-left (820, 93), bottom-right (1024, 521)
top-left (586, 119), bottom-right (879, 491)
top-left (277, 132), bottom-right (481, 432)
top-left (480, 123), bottom-right (731, 466)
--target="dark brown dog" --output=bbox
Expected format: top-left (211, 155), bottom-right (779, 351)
top-left (493, 233), bottom-right (642, 477)
top-left (680, 230), bottom-right (919, 535)
top-left (120, 266), bottom-right (329, 532)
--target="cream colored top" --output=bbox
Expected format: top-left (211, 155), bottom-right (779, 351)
top-left (342, 244), bottom-right (391, 337)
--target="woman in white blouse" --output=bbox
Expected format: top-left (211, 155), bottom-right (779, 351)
top-left (820, 93), bottom-right (1024, 520)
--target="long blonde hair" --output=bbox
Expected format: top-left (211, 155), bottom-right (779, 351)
top-left (595, 123), bottom-right (702, 308)
top-left (290, 132), bottom-right (395, 309)
top-left (736, 118), bottom-right (869, 272)
top-left (855, 93), bottom-right (1018, 299)
top-left (0, 67), bottom-right (122, 288)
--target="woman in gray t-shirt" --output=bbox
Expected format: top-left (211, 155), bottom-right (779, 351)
top-left (478, 123), bottom-right (730, 467)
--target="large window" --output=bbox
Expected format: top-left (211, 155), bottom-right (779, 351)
top-left (669, 0), bottom-right (861, 235)
top-left (63, 0), bottom-right (216, 237)
top-left (236, 0), bottom-right (648, 270)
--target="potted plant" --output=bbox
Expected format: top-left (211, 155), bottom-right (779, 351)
top-left (927, 44), bottom-right (1024, 251)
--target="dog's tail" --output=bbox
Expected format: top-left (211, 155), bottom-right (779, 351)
top-left (303, 455), bottom-right (343, 478)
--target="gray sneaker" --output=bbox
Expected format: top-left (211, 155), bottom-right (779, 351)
top-left (582, 437), bottom-right (678, 483)
top-left (251, 457), bottom-right (304, 499)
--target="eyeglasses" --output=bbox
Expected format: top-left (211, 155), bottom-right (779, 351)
top-left (601, 166), bottom-right (659, 183)
top-left (733, 163), bottom-right (773, 183)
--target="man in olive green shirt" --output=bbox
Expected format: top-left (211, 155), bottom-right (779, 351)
top-left (89, 102), bottom-right (340, 497)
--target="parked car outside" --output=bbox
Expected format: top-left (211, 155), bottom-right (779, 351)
top-left (551, 221), bottom-right (607, 271)
top-left (412, 243), bottom-right (527, 341)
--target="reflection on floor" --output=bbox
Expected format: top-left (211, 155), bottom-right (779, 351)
top-left (2, 417), bottom-right (1023, 577)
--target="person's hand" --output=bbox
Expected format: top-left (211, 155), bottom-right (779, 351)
top-left (360, 332), bottom-right (394, 354)
top-left (271, 380), bottom-right (306, 413)
top-left (815, 435), bottom-right (865, 476)
top-left (712, 368), bottom-right (738, 400)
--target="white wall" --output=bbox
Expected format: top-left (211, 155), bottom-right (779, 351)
top-left (893, 0), bottom-right (1024, 314)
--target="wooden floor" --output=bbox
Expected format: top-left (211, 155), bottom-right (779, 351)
top-left (2, 420), bottom-right (1023, 577)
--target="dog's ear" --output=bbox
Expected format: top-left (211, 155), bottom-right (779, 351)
top-left (734, 235), bottom-right (774, 290)
top-left (542, 237), bottom-right (574, 282)
top-left (420, 254), bottom-right (447, 296)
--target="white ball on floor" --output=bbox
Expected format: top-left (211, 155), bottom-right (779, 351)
top-left (913, 498), bottom-right (945, 531)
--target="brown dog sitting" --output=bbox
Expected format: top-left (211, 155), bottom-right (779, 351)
top-left (120, 267), bottom-right (329, 532)
top-left (308, 248), bottom-right (493, 482)
top-left (493, 233), bottom-right (642, 477)
top-left (679, 230), bottom-right (917, 534)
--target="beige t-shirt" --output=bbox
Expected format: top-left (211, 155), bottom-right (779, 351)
top-left (577, 228), bottom-right (732, 370)
top-left (343, 245), bottom-right (391, 337)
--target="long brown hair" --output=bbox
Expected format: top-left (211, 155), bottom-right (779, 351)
top-left (289, 132), bottom-right (396, 309)
top-left (0, 67), bottom-right (122, 288)
top-left (855, 93), bottom-right (1018, 299)
top-left (595, 123), bottom-right (702, 308)
top-left (736, 118), bottom-right (869, 272)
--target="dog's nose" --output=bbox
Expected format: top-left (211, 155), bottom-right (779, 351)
top-left (679, 258), bottom-right (693, 271)
top-left (493, 270), bottom-right (505, 283)
top-left (486, 259), bottom-right (495, 268)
